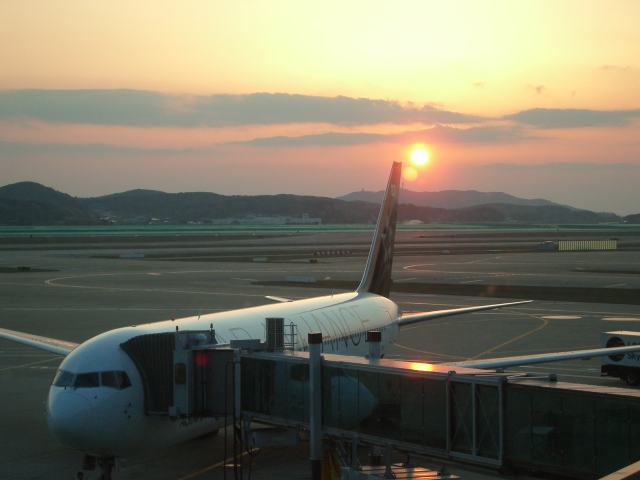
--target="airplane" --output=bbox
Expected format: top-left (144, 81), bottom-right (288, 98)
top-left (2, 161), bottom-right (640, 479)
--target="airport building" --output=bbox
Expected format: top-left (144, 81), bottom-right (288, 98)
top-left (212, 213), bottom-right (321, 225)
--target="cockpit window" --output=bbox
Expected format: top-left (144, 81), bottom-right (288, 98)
top-left (101, 371), bottom-right (118, 389)
top-left (101, 371), bottom-right (131, 390)
top-left (115, 371), bottom-right (131, 389)
top-left (52, 369), bottom-right (131, 389)
top-left (74, 372), bottom-right (100, 388)
top-left (53, 370), bottom-right (74, 388)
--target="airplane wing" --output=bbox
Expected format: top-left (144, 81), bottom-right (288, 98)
top-left (265, 295), bottom-right (293, 303)
top-left (0, 327), bottom-right (78, 356)
top-left (398, 300), bottom-right (532, 327)
top-left (447, 345), bottom-right (640, 370)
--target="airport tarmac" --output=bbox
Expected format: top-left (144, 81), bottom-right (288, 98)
top-left (1, 230), bottom-right (639, 479)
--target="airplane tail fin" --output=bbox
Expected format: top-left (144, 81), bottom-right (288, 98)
top-left (356, 161), bottom-right (402, 298)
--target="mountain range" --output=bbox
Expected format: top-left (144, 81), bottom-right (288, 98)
top-left (0, 181), bottom-right (636, 226)
top-left (338, 189), bottom-right (566, 209)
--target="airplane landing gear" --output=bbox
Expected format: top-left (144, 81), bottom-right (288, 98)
top-left (83, 455), bottom-right (115, 480)
top-left (97, 457), bottom-right (115, 480)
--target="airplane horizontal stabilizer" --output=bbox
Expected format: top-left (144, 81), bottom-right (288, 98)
top-left (0, 327), bottom-right (78, 356)
top-left (398, 300), bottom-right (532, 327)
top-left (449, 344), bottom-right (640, 370)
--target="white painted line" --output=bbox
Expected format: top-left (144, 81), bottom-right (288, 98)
top-left (602, 317), bottom-right (640, 322)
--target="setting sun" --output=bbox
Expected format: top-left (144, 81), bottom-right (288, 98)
top-left (411, 148), bottom-right (429, 166)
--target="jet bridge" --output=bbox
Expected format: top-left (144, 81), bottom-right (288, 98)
top-left (120, 327), bottom-right (235, 417)
top-left (120, 326), bottom-right (640, 480)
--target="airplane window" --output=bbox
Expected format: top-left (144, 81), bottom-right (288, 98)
top-left (74, 372), bottom-right (100, 388)
top-left (101, 371), bottom-right (119, 389)
top-left (100, 371), bottom-right (132, 390)
top-left (115, 371), bottom-right (131, 389)
top-left (53, 370), bottom-right (75, 387)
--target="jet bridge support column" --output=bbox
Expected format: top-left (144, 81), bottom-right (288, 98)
top-left (309, 332), bottom-right (322, 480)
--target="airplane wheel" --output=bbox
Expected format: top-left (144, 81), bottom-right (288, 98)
top-left (625, 372), bottom-right (640, 386)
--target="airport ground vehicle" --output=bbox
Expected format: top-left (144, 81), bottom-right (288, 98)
top-left (602, 331), bottom-right (640, 385)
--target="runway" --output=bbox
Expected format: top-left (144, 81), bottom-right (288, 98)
top-left (1, 230), bottom-right (639, 479)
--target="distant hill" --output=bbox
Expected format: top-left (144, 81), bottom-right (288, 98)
top-left (625, 214), bottom-right (640, 224)
top-left (0, 182), bottom-right (85, 209)
top-left (339, 188), bottom-right (564, 209)
top-left (0, 181), bottom-right (633, 226)
top-left (85, 190), bottom-right (380, 224)
top-left (0, 182), bottom-right (97, 225)
top-left (394, 203), bottom-right (617, 224)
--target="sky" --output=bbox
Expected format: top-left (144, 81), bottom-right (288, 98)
top-left (1, 1), bottom-right (639, 215)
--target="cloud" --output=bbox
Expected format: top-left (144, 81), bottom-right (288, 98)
top-left (504, 108), bottom-right (640, 128)
top-left (234, 125), bottom-right (529, 147)
top-left (473, 82), bottom-right (487, 88)
top-left (484, 162), bottom-right (640, 172)
top-left (0, 89), bottom-right (479, 128)
top-left (238, 132), bottom-right (384, 147)
top-left (0, 141), bottom-right (196, 156)
top-left (0, 124), bottom-right (528, 154)
top-left (0, 90), bottom-right (176, 127)
top-left (421, 125), bottom-right (529, 143)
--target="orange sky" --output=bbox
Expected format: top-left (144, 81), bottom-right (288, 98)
top-left (1, 1), bottom-right (639, 214)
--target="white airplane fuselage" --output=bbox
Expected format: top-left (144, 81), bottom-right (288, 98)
top-left (48, 291), bottom-right (400, 457)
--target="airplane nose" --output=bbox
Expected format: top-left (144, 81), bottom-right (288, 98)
top-left (47, 389), bottom-right (94, 450)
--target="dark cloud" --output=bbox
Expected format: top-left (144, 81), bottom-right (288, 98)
top-left (417, 125), bottom-right (529, 143)
top-left (0, 89), bottom-right (479, 127)
top-left (234, 125), bottom-right (529, 147)
top-left (0, 90), bottom-right (176, 126)
top-left (238, 132), bottom-right (384, 147)
top-left (0, 125), bottom-right (528, 155)
top-left (485, 162), bottom-right (639, 172)
top-left (504, 108), bottom-right (640, 128)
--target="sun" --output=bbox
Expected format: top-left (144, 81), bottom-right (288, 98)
top-left (411, 148), bottom-right (429, 166)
